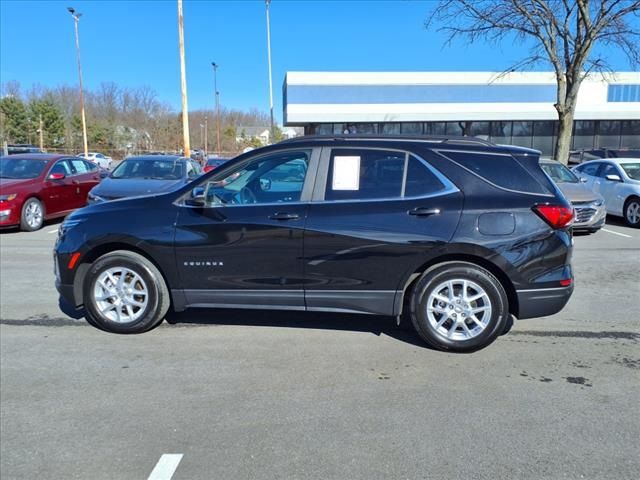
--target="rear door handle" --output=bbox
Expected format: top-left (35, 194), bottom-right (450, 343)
top-left (268, 212), bottom-right (300, 221)
top-left (408, 207), bottom-right (440, 217)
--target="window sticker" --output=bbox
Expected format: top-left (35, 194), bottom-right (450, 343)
top-left (332, 156), bottom-right (361, 190)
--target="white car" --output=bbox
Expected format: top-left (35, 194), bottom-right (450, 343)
top-left (572, 158), bottom-right (640, 227)
top-left (77, 152), bottom-right (112, 170)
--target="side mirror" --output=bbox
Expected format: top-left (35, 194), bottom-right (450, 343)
top-left (48, 172), bottom-right (65, 180)
top-left (605, 174), bottom-right (622, 182)
top-left (185, 186), bottom-right (206, 207)
top-left (191, 186), bottom-right (205, 198)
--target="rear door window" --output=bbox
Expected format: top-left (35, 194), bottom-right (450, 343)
top-left (438, 150), bottom-right (545, 193)
top-left (324, 149), bottom-right (450, 201)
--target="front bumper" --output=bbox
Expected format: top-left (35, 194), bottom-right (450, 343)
top-left (516, 285), bottom-right (574, 319)
top-left (0, 206), bottom-right (19, 227)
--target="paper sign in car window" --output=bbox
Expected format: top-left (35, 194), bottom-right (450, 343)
top-left (332, 156), bottom-right (361, 190)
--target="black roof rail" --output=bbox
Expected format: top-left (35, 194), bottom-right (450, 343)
top-left (277, 134), bottom-right (495, 147)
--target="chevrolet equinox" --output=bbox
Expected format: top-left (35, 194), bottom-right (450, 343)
top-left (55, 136), bottom-right (574, 352)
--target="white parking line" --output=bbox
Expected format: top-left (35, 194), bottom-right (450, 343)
top-left (147, 454), bottom-right (183, 480)
top-left (48, 229), bottom-right (59, 234)
top-left (602, 228), bottom-right (633, 238)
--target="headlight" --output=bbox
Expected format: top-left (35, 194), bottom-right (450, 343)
top-left (0, 193), bottom-right (17, 201)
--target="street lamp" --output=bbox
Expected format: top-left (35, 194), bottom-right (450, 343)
top-left (177, 0), bottom-right (191, 157)
top-left (211, 62), bottom-right (221, 155)
top-left (67, 7), bottom-right (88, 157)
top-left (265, 0), bottom-right (275, 143)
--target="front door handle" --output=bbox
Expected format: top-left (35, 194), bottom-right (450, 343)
top-left (408, 207), bottom-right (441, 217)
top-left (269, 212), bottom-right (300, 221)
top-left (72, 179), bottom-right (80, 185)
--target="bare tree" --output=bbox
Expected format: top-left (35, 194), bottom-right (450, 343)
top-left (427, 0), bottom-right (640, 163)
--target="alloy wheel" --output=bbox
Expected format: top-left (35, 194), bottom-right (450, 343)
top-left (25, 202), bottom-right (43, 229)
top-left (93, 267), bottom-right (149, 323)
top-left (425, 279), bottom-right (492, 341)
top-left (626, 201), bottom-right (640, 225)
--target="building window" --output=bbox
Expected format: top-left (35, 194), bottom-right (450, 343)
top-left (400, 123), bottom-right (422, 135)
top-left (380, 123), bottom-right (401, 135)
top-left (490, 121), bottom-right (512, 144)
top-left (573, 121), bottom-right (596, 150)
top-left (532, 121), bottom-right (556, 156)
top-left (607, 84), bottom-right (640, 102)
top-left (425, 122), bottom-right (445, 135)
top-left (621, 120), bottom-right (640, 148)
top-left (511, 121), bottom-right (534, 148)
top-left (597, 121), bottom-right (621, 148)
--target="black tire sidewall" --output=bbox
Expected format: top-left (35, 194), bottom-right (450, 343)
top-left (411, 262), bottom-right (508, 352)
top-left (83, 253), bottom-right (163, 334)
top-left (20, 198), bottom-right (44, 231)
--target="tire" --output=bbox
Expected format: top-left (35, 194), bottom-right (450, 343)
top-left (623, 196), bottom-right (640, 228)
top-left (82, 250), bottom-right (170, 334)
top-left (409, 262), bottom-right (509, 352)
top-left (20, 197), bottom-right (44, 231)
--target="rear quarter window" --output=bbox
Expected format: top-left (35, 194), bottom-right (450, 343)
top-left (438, 150), bottom-right (546, 193)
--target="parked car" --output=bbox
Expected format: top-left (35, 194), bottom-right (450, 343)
top-left (0, 154), bottom-right (101, 231)
top-left (203, 156), bottom-right (229, 173)
top-left (77, 152), bottom-right (112, 170)
top-left (55, 135), bottom-right (575, 352)
top-left (4, 144), bottom-right (43, 155)
top-left (572, 158), bottom-right (640, 227)
top-left (87, 155), bottom-right (202, 203)
top-left (539, 159), bottom-right (606, 233)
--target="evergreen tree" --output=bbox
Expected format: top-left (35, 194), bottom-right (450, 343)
top-left (28, 96), bottom-right (65, 148)
top-left (0, 96), bottom-right (29, 144)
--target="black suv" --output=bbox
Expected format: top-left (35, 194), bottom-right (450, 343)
top-left (55, 136), bottom-right (574, 352)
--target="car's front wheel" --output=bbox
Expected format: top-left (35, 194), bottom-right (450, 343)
top-left (20, 197), bottom-right (44, 231)
top-left (623, 196), bottom-right (640, 228)
top-left (410, 262), bottom-right (509, 352)
top-left (83, 250), bottom-right (170, 333)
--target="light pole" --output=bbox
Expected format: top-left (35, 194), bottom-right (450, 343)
top-left (177, 0), bottom-right (191, 157)
top-left (265, 0), bottom-right (275, 143)
top-left (67, 7), bottom-right (88, 157)
top-left (211, 62), bottom-right (221, 155)
top-left (204, 116), bottom-right (208, 155)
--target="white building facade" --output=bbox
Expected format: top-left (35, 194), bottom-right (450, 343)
top-left (283, 71), bottom-right (640, 157)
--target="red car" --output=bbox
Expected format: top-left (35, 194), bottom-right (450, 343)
top-left (203, 157), bottom-right (229, 173)
top-left (0, 154), bottom-right (102, 231)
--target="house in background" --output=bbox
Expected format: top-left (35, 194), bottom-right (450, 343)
top-left (236, 126), bottom-right (270, 146)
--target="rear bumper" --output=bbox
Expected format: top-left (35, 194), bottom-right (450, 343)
top-left (516, 285), bottom-right (573, 319)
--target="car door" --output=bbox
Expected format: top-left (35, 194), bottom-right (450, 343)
top-left (173, 148), bottom-right (320, 309)
top-left (41, 159), bottom-right (76, 215)
top-left (595, 162), bottom-right (626, 215)
top-left (303, 146), bottom-right (464, 316)
top-left (69, 158), bottom-right (101, 207)
top-left (574, 161), bottom-right (602, 188)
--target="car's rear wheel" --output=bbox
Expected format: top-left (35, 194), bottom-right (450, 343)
top-left (20, 198), bottom-right (44, 231)
top-left (83, 250), bottom-right (170, 334)
top-left (410, 262), bottom-right (508, 352)
top-left (623, 196), bottom-right (640, 228)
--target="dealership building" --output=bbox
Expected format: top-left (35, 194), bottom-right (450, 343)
top-left (283, 71), bottom-right (640, 157)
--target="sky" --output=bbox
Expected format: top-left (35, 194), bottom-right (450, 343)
top-left (1, 0), bottom-right (638, 124)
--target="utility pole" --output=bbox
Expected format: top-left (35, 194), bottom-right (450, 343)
top-left (177, 0), bottom-right (191, 157)
top-left (204, 116), bottom-right (208, 156)
top-left (265, 0), bottom-right (275, 143)
top-left (68, 7), bottom-right (88, 157)
top-left (211, 62), bottom-right (221, 155)
top-left (38, 115), bottom-right (44, 151)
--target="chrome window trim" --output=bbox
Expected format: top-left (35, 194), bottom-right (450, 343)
top-left (313, 146), bottom-right (460, 204)
top-left (433, 148), bottom-right (555, 198)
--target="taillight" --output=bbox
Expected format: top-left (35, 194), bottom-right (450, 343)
top-left (532, 205), bottom-right (574, 229)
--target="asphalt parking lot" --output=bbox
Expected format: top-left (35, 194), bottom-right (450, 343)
top-left (1, 219), bottom-right (639, 480)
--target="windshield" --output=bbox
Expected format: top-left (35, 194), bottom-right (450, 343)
top-left (0, 158), bottom-right (49, 179)
top-left (111, 159), bottom-right (183, 180)
top-left (540, 162), bottom-right (579, 183)
top-left (620, 163), bottom-right (640, 181)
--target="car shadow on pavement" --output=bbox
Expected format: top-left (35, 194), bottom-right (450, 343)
top-left (166, 308), bottom-right (433, 349)
top-left (0, 217), bottom-right (64, 235)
